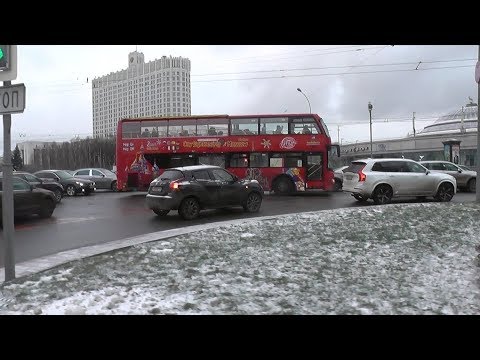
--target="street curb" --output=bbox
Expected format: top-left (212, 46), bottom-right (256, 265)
top-left (0, 212), bottom-right (296, 283)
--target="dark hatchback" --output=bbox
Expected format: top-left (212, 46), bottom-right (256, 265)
top-left (34, 170), bottom-right (96, 196)
top-left (146, 165), bottom-right (263, 220)
top-left (0, 176), bottom-right (57, 226)
top-left (13, 171), bottom-right (64, 203)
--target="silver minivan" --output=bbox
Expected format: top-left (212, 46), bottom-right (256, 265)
top-left (342, 158), bottom-right (456, 204)
top-left (73, 168), bottom-right (117, 191)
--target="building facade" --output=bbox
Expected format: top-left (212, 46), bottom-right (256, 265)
top-left (17, 141), bottom-right (56, 166)
top-left (337, 103), bottom-right (479, 167)
top-left (92, 52), bottom-right (191, 138)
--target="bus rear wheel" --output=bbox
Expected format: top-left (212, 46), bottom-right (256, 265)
top-left (272, 177), bottom-right (295, 195)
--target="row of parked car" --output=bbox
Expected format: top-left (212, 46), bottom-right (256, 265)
top-left (0, 168), bottom-right (118, 226)
top-left (335, 159), bottom-right (476, 204)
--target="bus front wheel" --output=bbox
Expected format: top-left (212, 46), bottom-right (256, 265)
top-left (272, 177), bottom-right (295, 195)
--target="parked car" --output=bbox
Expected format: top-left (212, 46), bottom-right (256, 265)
top-left (0, 176), bottom-right (57, 226)
top-left (342, 158), bottom-right (457, 204)
top-left (72, 168), bottom-right (117, 191)
top-left (146, 165), bottom-right (264, 220)
top-left (13, 171), bottom-right (64, 203)
top-left (419, 160), bottom-right (476, 193)
top-left (34, 170), bottom-right (96, 196)
top-left (333, 165), bottom-right (349, 191)
top-left (458, 164), bottom-right (474, 172)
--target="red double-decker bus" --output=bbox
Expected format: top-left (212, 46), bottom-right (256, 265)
top-left (116, 114), bottom-right (340, 194)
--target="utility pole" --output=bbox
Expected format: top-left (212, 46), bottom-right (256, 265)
top-left (412, 112), bottom-right (416, 138)
top-left (368, 102), bottom-right (373, 158)
top-left (476, 45), bottom-right (480, 201)
top-left (337, 125), bottom-right (340, 144)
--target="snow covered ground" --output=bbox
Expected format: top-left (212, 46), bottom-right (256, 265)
top-left (1, 202), bottom-right (480, 315)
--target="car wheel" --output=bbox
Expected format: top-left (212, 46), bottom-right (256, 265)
top-left (372, 185), bottom-right (393, 205)
top-left (353, 194), bottom-right (368, 202)
top-left (66, 185), bottom-right (76, 196)
top-left (153, 209), bottom-right (170, 216)
top-left (179, 197), bottom-right (200, 220)
top-left (468, 178), bottom-right (476, 193)
top-left (111, 180), bottom-right (118, 192)
top-left (272, 177), bottom-right (294, 195)
top-left (243, 192), bottom-right (262, 213)
top-left (333, 179), bottom-right (342, 192)
top-left (434, 183), bottom-right (454, 202)
top-left (53, 189), bottom-right (62, 203)
top-left (39, 198), bottom-right (55, 218)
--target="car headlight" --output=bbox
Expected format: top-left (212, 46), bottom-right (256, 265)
top-left (75, 181), bottom-right (84, 186)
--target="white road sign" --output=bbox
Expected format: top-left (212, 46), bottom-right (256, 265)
top-left (0, 83), bottom-right (25, 114)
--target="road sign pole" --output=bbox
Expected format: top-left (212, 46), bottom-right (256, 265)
top-left (2, 80), bottom-right (15, 281)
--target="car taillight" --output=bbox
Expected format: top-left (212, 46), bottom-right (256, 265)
top-left (169, 179), bottom-right (182, 191)
top-left (358, 168), bottom-right (366, 182)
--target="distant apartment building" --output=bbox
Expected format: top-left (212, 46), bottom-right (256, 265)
top-left (92, 51), bottom-right (192, 138)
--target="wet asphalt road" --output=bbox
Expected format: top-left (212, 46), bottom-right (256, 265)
top-left (0, 190), bottom-right (476, 266)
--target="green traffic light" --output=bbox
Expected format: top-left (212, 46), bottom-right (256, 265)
top-left (0, 48), bottom-right (4, 60)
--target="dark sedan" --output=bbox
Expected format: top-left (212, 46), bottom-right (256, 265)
top-left (0, 176), bottom-right (57, 226)
top-left (146, 165), bottom-right (263, 220)
top-left (13, 171), bottom-right (64, 203)
top-left (34, 170), bottom-right (96, 196)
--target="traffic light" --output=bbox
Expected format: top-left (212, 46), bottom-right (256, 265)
top-left (0, 45), bottom-right (9, 71)
top-left (0, 45), bottom-right (17, 81)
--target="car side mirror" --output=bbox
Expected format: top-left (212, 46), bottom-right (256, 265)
top-left (458, 169), bottom-right (462, 173)
top-left (102, 174), bottom-right (105, 178)
top-left (232, 175), bottom-right (239, 182)
top-left (30, 184), bottom-right (34, 191)
top-left (426, 170), bottom-right (430, 175)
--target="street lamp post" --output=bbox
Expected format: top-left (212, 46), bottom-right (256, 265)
top-left (368, 101), bottom-right (373, 158)
top-left (297, 88), bottom-right (312, 113)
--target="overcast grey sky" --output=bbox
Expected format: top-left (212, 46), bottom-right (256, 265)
top-left (2, 45), bottom-right (478, 149)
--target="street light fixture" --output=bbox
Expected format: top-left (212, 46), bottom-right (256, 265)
top-left (297, 88), bottom-right (312, 113)
top-left (368, 101), bottom-right (373, 158)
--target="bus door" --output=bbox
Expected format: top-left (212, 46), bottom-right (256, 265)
top-left (306, 153), bottom-right (323, 181)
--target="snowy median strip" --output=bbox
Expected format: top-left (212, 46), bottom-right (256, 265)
top-left (0, 214), bottom-right (284, 282)
top-left (1, 202), bottom-right (480, 314)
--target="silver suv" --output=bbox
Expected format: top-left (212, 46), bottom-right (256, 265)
top-left (419, 161), bottom-right (476, 193)
top-left (342, 158), bottom-right (457, 204)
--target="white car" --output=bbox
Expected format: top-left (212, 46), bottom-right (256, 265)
top-left (342, 158), bottom-right (456, 204)
top-left (333, 166), bottom-right (349, 191)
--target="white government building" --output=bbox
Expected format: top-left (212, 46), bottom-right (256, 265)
top-left (92, 51), bottom-right (191, 138)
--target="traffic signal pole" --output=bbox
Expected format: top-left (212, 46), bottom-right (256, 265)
top-left (1, 45), bottom-right (20, 282)
top-left (2, 80), bottom-right (15, 281)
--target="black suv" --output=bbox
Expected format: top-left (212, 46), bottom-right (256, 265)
top-left (13, 171), bottom-right (64, 203)
top-left (146, 165), bottom-right (263, 220)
